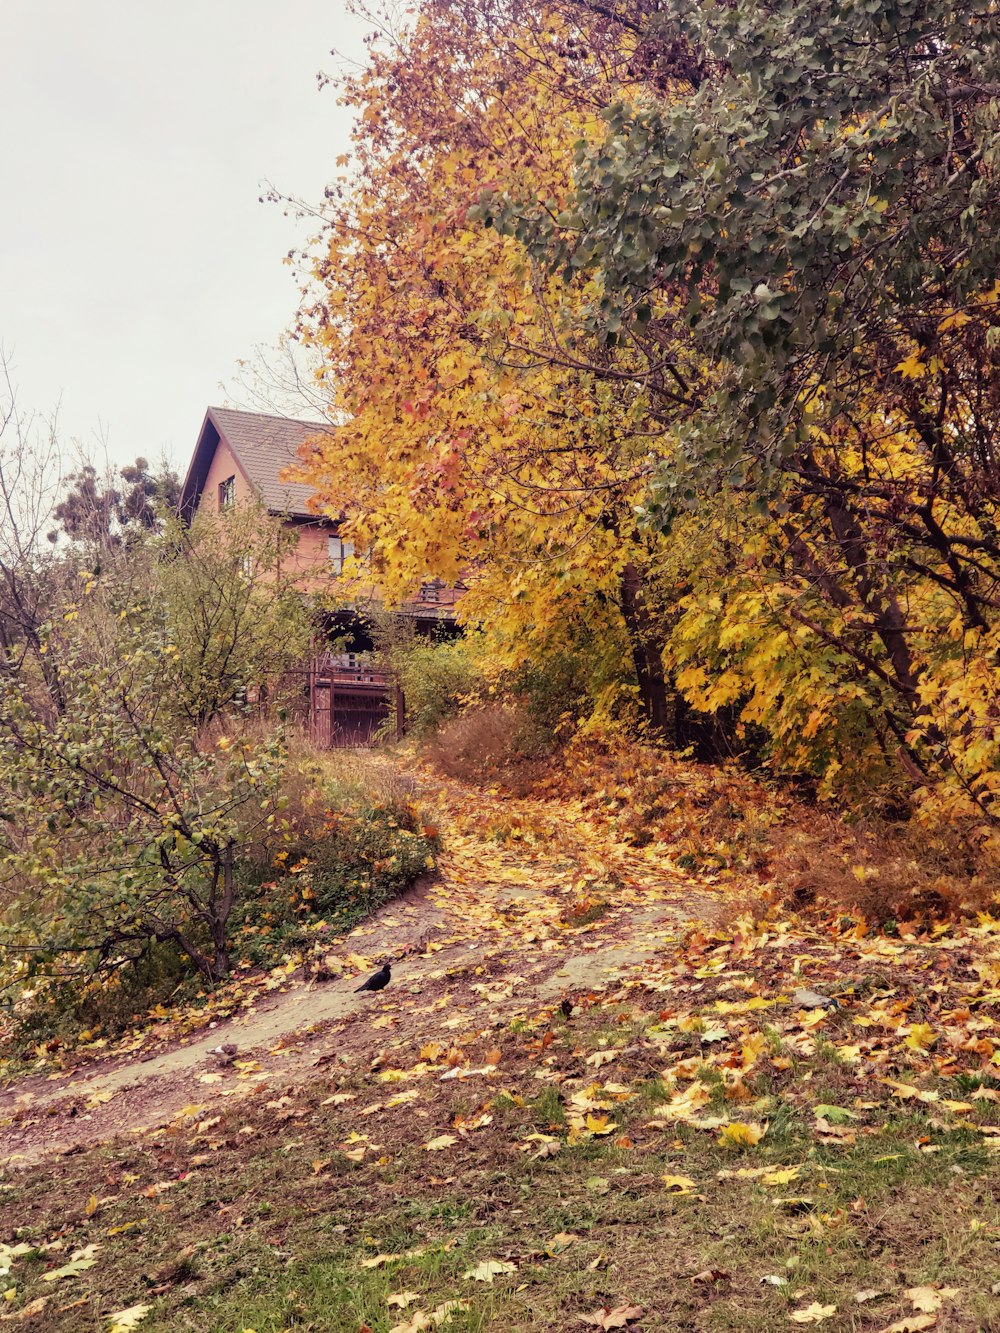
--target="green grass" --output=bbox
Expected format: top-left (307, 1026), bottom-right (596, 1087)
top-left (3, 1043), bottom-right (1000, 1332)
top-left (4, 952), bottom-right (1000, 1333)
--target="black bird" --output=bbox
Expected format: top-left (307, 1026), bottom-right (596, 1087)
top-left (354, 961), bottom-right (391, 993)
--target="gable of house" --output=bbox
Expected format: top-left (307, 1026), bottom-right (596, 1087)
top-left (179, 406), bottom-right (334, 522)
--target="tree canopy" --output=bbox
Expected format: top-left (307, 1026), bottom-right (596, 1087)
top-left (289, 0), bottom-right (1000, 824)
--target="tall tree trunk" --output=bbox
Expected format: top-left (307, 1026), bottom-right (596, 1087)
top-left (619, 562), bottom-right (670, 737)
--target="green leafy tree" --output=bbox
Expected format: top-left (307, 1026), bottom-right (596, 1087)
top-left (481, 0), bottom-right (1000, 813)
top-left (157, 502), bottom-right (312, 726)
top-left (0, 589), bottom-right (287, 983)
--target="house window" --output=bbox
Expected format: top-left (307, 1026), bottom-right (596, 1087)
top-left (218, 476), bottom-right (236, 511)
top-left (328, 534), bottom-right (354, 576)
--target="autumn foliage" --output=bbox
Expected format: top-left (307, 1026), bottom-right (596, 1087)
top-left (290, 0), bottom-right (1000, 841)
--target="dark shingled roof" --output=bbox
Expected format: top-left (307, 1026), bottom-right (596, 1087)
top-left (179, 407), bottom-right (336, 521)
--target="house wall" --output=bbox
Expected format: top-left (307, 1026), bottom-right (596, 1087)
top-left (199, 439), bottom-right (254, 513)
top-left (194, 436), bottom-right (459, 611)
top-left (196, 441), bottom-right (337, 589)
top-left (280, 519), bottom-right (344, 593)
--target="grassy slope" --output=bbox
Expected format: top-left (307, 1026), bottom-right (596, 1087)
top-left (1, 754), bottom-right (999, 1332)
top-left (3, 1005), bottom-right (998, 1332)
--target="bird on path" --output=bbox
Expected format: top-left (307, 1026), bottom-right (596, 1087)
top-left (354, 961), bottom-right (392, 993)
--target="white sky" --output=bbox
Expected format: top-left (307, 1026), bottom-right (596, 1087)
top-left (1, 1), bottom-right (370, 480)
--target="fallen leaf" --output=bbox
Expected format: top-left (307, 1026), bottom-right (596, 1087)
top-left (141, 1181), bottom-right (176, 1199)
top-left (761, 1167), bottom-right (801, 1186)
top-left (42, 1246), bottom-right (99, 1282)
top-left (885, 1082), bottom-right (939, 1104)
top-left (718, 1121), bottom-right (767, 1148)
top-left (791, 988), bottom-right (836, 1010)
top-left (387, 1293), bottom-right (421, 1309)
top-left (585, 1114), bottom-right (618, 1136)
top-left (904, 1023), bottom-right (936, 1051)
top-left (812, 1104), bottom-right (858, 1124)
top-left (107, 1305), bottom-right (152, 1332)
top-left (0, 1295), bottom-right (47, 1320)
top-left (389, 1313), bottom-right (433, 1333)
top-left (789, 1303), bottom-right (837, 1324)
top-left (662, 1173), bottom-right (697, 1195)
top-left (586, 1050), bottom-right (618, 1068)
top-left (463, 1259), bottom-right (516, 1283)
top-left (579, 1305), bottom-right (644, 1329)
top-left (422, 1135), bottom-right (458, 1152)
top-left (389, 1299), bottom-right (471, 1332)
top-left (904, 1287), bottom-right (959, 1313)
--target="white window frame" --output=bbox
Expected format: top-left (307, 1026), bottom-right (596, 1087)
top-left (328, 534), bottom-right (355, 576)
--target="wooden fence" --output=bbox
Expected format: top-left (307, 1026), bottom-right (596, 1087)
top-left (306, 656), bottom-right (404, 748)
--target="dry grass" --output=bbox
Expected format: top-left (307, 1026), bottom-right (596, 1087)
top-left (426, 705), bottom-right (551, 790)
top-left (769, 810), bottom-right (1000, 922)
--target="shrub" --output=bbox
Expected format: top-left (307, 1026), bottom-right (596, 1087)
top-left (425, 703), bottom-right (551, 785)
top-left (393, 637), bottom-right (484, 737)
top-left (0, 607), bottom-right (288, 987)
top-left (234, 736), bottom-right (435, 941)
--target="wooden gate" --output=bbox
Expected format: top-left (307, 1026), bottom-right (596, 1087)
top-left (307, 655), bottom-right (404, 748)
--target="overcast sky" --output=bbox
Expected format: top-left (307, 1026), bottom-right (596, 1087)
top-left (2, 1), bottom-right (370, 481)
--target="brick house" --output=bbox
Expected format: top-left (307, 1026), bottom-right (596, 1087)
top-left (179, 406), bottom-right (461, 742)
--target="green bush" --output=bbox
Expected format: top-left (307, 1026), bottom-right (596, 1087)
top-left (232, 744), bottom-right (437, 953)
top-left (393, 637), bottom-right (485, 737)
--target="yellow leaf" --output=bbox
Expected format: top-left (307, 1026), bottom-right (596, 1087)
top-left (585, 1114), bottom-right (618, 1136)
top-left (462, 1259), bottom-right (516, 1282)
top-left (107, 1305), bottom-right (153, 1332)
top-left (361, 1249), bottom-right (426, 1269)
top-left (761, 1166), bottom-right (801, 1186)
top-left (789, 1303), bottom-right (837, 1324)
top-left (422, 1134), bottom-right (458, 1151)
top-left (937, 310), bottom-right (972, 332)
top-left (885, 1082), bottom-right (938, 1104)
top-left (904, 1286), bottom-right (959, 1313)
top-left (662, 1173), bottom-right (697, 1195)
top-left (904, 1023), bottom-right (936, 1051)
top-left (740, 1032), bottom-right (767, 1070)
top-left (895, 351), bottom-right (927, 379)
top-left (718, 1121), bottom-right (767, 1148)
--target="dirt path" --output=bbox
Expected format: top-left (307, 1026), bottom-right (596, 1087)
top-left (0, 767), bottom-right (716, 1167)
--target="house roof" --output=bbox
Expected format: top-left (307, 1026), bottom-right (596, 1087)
top-left (179, 406), bottom-right (335, 521)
